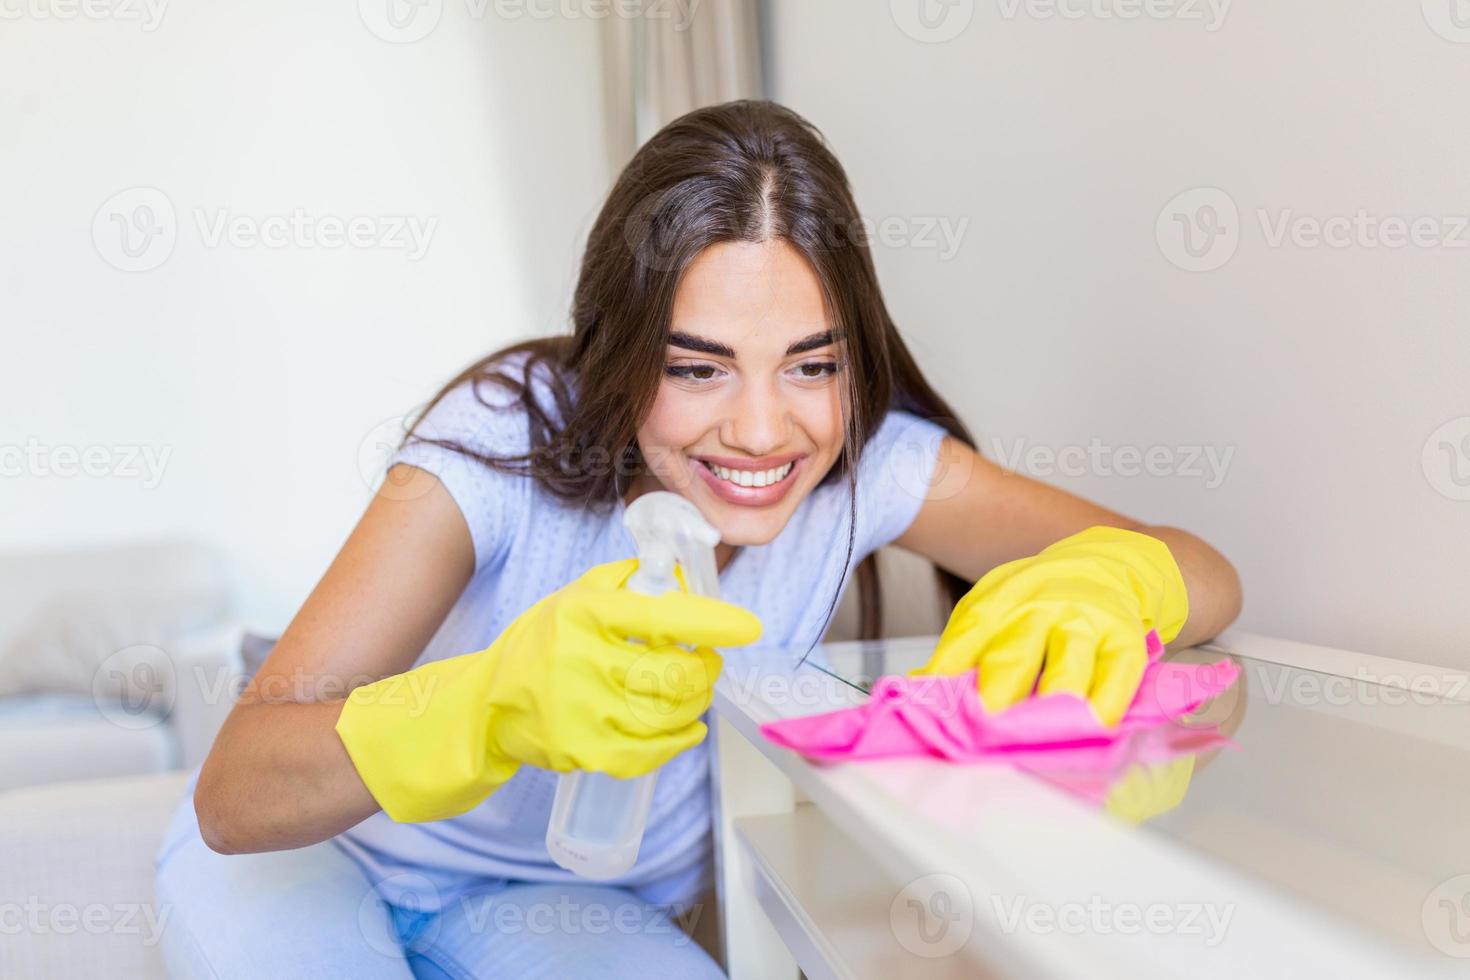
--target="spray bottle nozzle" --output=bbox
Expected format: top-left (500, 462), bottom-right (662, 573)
top-left (623, 492), bottom-right (721, 599)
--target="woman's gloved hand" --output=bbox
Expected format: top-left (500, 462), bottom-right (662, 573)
top-left (335, 558), bottom-right (763, 823)
top-left (909, 526), bottom-right (1188, 727)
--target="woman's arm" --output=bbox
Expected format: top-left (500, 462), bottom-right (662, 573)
top-left (895, 436), bottom-right (1243, 648)
top-left (194, 463), bottom-right (475, 854)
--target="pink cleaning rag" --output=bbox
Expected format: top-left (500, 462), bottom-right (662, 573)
top-left (759, 630), bottom-right (1239, 772)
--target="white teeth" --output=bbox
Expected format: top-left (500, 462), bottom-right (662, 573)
top-left (701, 460), bottom-right (794, 488)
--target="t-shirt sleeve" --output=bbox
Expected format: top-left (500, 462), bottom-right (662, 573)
top-left (853, 408), bottom-right (952, 557)
top-left (386, 372), bottom-right (534, 573)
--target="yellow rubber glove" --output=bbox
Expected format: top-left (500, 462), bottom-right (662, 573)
top-left (335, 558), bottom-right (763, 823)
top-left (910, 526), bottom-right (1188, 727)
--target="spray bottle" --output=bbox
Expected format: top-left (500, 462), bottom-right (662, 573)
top-left (545, 491), bottom-right (722, 880)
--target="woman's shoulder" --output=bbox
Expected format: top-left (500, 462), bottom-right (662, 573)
top-left (849, 406), bottom-right (953, 553)
top-left (861, 407), bottom-right (951, 481)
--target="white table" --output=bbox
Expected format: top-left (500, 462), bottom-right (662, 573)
top-left (707, 628), bottom-right (1470, 979)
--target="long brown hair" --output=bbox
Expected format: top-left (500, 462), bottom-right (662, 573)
top-left (403, 99), bottom-right (976, 643)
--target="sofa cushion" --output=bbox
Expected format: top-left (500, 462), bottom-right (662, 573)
top-left (0, 538), bottom-right (232, 701)
top-left (0, 693), bottom-right (175, 792)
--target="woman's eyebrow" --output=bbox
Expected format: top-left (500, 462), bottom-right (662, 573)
top-left (667, 329), bottom-right (841, 358)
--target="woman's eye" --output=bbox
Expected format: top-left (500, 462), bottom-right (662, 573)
top-left (665, 361), bottom-right (840, 384)
top-left (666, 364), bottom-right (720, 382)
top-left (796, 361), bottom-right (840, 379)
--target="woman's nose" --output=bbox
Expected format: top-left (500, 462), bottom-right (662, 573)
top-left (723, 379), bottom-right (790, 455)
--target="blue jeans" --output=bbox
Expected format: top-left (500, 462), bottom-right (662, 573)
top-left (153, 787), bottom-right (725, 979)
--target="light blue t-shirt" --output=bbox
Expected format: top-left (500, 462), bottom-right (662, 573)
top-left (334, 352), bottom-right (949, 913)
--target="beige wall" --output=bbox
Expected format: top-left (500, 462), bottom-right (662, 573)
top-left (765, 0), bottom-right (1470, 668)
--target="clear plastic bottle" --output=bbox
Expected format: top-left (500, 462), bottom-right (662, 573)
top-left (545, 491), bottom-right (721, 880)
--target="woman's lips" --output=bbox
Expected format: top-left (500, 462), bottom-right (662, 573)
top-left (692, 455), bottom-right (804, 507)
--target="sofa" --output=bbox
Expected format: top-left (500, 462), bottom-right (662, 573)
top-left (0, 539), bottom-right (246, 978)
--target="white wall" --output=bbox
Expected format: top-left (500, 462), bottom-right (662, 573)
top-left (763, 1), bottom-right (1470, 668)
top-left (1, 1), bottom-right (612, 629)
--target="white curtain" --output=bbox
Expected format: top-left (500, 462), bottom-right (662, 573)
top-left (601, 0), bottom-right (764, 174)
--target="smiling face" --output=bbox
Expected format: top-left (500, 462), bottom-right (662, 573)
top-left (626, 238), bottom-right (850, 567)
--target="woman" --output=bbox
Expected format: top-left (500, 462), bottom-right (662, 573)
top-left (157, 100), bottom-right (1242, 978)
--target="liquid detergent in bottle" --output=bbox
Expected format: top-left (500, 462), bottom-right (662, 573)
top-left (545, 490), bottom-right (722, 880)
